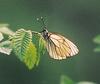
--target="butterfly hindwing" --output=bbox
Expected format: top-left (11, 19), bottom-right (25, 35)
top-left (46, 33), bottom-right (79, 60)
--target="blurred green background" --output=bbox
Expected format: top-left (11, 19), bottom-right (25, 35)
top-left (0, 0), bottom-right (100, 84)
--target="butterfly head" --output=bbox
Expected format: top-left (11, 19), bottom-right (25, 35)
top-left (41, 28), bottom-right (49, 40)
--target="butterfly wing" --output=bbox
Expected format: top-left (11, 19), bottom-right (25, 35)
top-left (46, 33), bottom-right (79, 60)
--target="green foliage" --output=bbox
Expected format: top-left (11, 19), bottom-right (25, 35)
top-left (93, 35), bottom-right (100, 44)
top-left (60, 75), bottom-right (75, 84)
top-left (93, 34), bottom-right (100, 52)
top-left (0, 32), bottom-right (12, 55)
top-left (60, 75), bottom-right (96, 84)
top-left (0, 40), bottom-right (12, 48)
top-left (77, 81), bottom-right (96, 84)
top-left (12, 29), bottom-right (40, 69)
top-left (0, 32), bottom-right (3, 41)
top-left (39, 35), bottom-right (46, 55)
top-left (12, 29), bottom-right (32, 61)
top-left (0, 40), bottom-right (12, 55)
top-left (0, 27), bottom-right (46, 70)
top-left (0, 24), bottom-right (14, 36)
top-left (23, 42), bottom-right (37, 69)
top-left (8, 29), bottom-right (46, 70)
top-left (32, 33), bottom-right (46, 66)
top-left (94, 46), bottom-right (100, 52)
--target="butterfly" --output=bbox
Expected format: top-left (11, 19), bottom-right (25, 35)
top-left (41, 29), bottom-right (79, 60)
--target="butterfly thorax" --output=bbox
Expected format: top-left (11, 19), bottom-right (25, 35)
top-left (41, 29), bottom-right (49, 40)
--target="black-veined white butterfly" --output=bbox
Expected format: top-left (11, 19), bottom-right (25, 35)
top-left (39, 17), bottom-right (79, 60)
top-left (41, 29), bottom-right (79, 60)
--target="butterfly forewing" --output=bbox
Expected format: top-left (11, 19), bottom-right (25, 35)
top-left (46, 32), bottom-right (79, 60)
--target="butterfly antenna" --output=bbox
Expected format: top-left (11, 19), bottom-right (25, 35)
top-left (41, 17), bottom-right (47, 29)
top-left (37, 17), bottom-right (47, 30)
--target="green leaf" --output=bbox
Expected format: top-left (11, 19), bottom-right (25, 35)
top-left (0, 40), bottom-right (12, 48)
top-left (12, 29), bottom-right (32, 61)
top-left (77, 81), bottom-right (96, 84)
top-left (23, 42), bottom-right (37, 69)
top-left (94, 46), bottom-right (100, 52)
top-left (36, 36), bottom-right (46, 65)
top-left (0, 32), bottom-right (3, 41)
top-left (32, 33), bottom-right (46, 65)
top-left (39, 35), bottom-right (46, 55)
top-left (0, 29), bottom-right (12, 55)
top-left (93, 35), bottom-right (100, 44)
top-left (0, 24), bottom-right (14, 36)
top-left (0, 24), bottom-right (9, 27)
top-left (0, 40), bottom-right (12, 55)
top-left (12, 29), bottom-right (41, 69)
top-left (60, 75), bottom-right (75, 84)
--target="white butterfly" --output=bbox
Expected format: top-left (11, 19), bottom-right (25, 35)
top-left (41, 29), bottom-right (79, 60)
